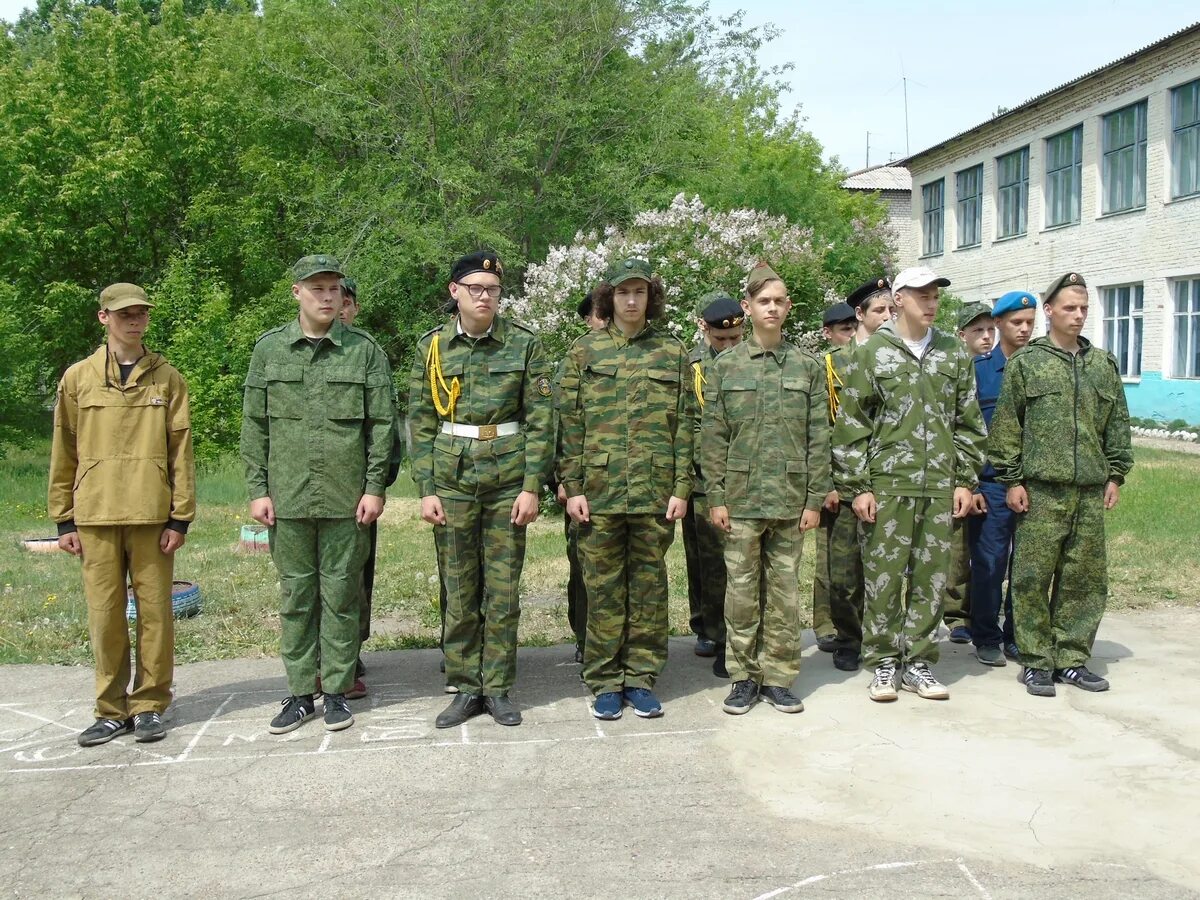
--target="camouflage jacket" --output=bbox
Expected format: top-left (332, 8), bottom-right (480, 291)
top-left (241, 318), bottom-right (395, 518)
top-left (988, 336), bottom-right (1133, 487)
top-left (688, 340), bottom-right (720, 496)
top-left (832, 322), bottom-right (986, 499)
top-left (701, 337), bottom-right (832, 517)
top-left (556, 322), bottom-right (694, 513)
top-left (407, 314), bottom-right (555, 501)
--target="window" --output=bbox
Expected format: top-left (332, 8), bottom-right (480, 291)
top-left (956, 164), bottom-right (983, 248)
top-left (922, 179), bottom-right (944, 256)
top-left (1102, 284), bottom-right (1143, 377)
top-left (996, 147), bottom-right (1029, 238)
top-left (1172, 79), bottom-right (1200, 199)
top-left (1174, 278), bottom-right (1200, 378)
top-left (1102, 101), bottom-right (1147, 214)
top-left (1045, 125), bottom-right (1082, 227)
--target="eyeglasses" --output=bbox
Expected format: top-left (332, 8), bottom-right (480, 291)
top-left (456, 283), bottom-right (502, 300)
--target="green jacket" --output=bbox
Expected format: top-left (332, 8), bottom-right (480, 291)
top-left (688, 340), bottom-right (720, 496)
top-left (833, 322), bottom-right (986, 499)
top-left (241, 318), bottom-right (396, 518)
top-left (556, 322), bottom-right (694, 513)
top-left (701, 337), bottom-right (832, 516)
top-left (407, 314), bottom-right (555, 501)
top-left (988, 336), bottom-right (1133, 487)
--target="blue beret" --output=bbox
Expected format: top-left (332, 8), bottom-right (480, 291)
top-left (992, 290), bottom-right (1038, 318)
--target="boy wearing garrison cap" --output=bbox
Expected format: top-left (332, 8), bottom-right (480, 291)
top-left (683, 292), bottom-right (745, 678)
top-left (989, 273), bottom-right (1133, 696)
top-left (833, 266), bottom-right (987, 702)
top-left (409, 251), bottom-right (555, 728)
top-left (242, 255), bottom-right (396, 735)
top-left (50, 283), bottom-right (196, 746)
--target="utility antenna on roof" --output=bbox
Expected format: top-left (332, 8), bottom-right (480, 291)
top-left (903, 77), bottom-right (910, 157)
top-left (865, 131), bottom-right (871, 168)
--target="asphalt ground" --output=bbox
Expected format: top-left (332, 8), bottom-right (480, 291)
top-left (1, 609), bottom-right (1197, 898)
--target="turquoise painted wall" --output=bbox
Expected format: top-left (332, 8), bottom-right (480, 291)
top-left (1125, 371), bottom-right (1200, 424)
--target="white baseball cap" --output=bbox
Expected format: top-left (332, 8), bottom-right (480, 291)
top-left (892, 266), bottom-right (951, 292)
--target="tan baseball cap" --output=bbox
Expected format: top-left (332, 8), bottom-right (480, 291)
top-left (99, 283), bottom-right (153, 311)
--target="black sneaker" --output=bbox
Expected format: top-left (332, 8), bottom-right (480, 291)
top-left (1054, 665), bottom-right (1109, 692)
top-left (694, 637), bottom-right (717, 657)
top-left (1021, 667), bottom-right (1055, 697)
top-left (269, 695), bottom-right (315, 734)
top-left (712, 647), bottom-right (729, 679)
top-left (133, 711), bottom-right (166, 743)
top-left (832, 648), bottom-right (859, 671)
top-left (573, 645), bottom-right (583, 664)
top-left (815, 634), bottom-right (838, 653)
top-left (760, 685), bottom-right (805, 713)
top-left (1003, 641), bottom-right (1020, 660)
top-left (78, 717), bottom-right (132, 747)
top-left (722, 679), bottom-right (758, 715)
top-left (323, 693), bottom-right (355, 731)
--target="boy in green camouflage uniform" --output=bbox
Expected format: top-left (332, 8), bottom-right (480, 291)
top-left (409, 251), bottom-right (555, 728)
top-left (833, 266), bottom-right (987, 703)
top-left (241, 255), bottom-right (396, 735)
top-left (988, 272), bottom-right (1133, 696)
top-left (702, 263), bottom-right (831, 715)
top-left (557, 258), bottom-right (693, 721)
top-left (683, 292), bottom-right (745, 678)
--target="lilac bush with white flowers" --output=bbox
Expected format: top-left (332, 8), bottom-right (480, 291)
top-left (504, 194), bottom-right (890, 359)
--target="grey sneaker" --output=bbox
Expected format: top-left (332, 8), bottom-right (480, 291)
top-left (760, 685), bottom-right (804, 713)
top-left (323, 693), bottom-right (354, 731)
top-left (901, 662), bottom-right (949, 700)
top-left (269, 695), bottom-right (315, 734)
top-left (1054, 665), bottom-right (1109, 692)
top-left (1021, 667), bottom-right (1056, 697)
top-left (133, 711), bottom-right (166, 743)
top-left (868, 662), bottom-right (899, 702)
top-left (78, 717), bottom-right (132, 747)
top-left (975, 645), bottom-right (1006, 667)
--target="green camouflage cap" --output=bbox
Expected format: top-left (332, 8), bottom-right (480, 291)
top-left (745, 261), bottom-right (782, 294)
top-left (291, 254), bottom-right (344, 282)
top-left (1043, 271), bottom-right (1087, 303)
top-left (99, 282), bottom-right (153, 311)
top-left (957, 302), bottom-right (993, 331)
top-left (694, 289), bottom-right (733, 318)
top-left (605, 257), bottom-right (653, 286)
top-left (339, 276), bottom-right (358, 297)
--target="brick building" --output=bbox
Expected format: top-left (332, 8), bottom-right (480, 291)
top-left (900, 22), bottom-right (1200, 424)
top-left (842, 164), bottom-right (913, 266)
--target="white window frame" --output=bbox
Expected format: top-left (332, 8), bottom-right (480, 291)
top-left (1101, 101), bottom-right (1148, 214)
top-left (921, 178), bottom-right (944, 257)
top-left (1173, 278), bottom-right (1200, 379)
top-left (1045, 125), bottom-right (1082, 227)
top-left (1101, 283), bottom-right (1144, 378)
top-left (996, 147), bottom-right (1029, 238)
top-left (1171, 79), bottom-right (1200, 200)
top-left (955, 164), bottom-right (983, 249)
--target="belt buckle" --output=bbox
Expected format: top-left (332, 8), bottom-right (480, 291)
top-left (477, 424), bottom-right (498, 441)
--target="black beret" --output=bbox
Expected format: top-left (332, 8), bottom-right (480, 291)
top-left (1043, 272), bottom-right (1087, 303)
top-left (450, 250), bottom-right (504, 284)
top-left (846, 277), bottom-right (892, 309)
top-left (701, 296), bottom-right (745, 329)
top-left (577, 291), bottom-right (594, 320)
top-left (822, 302), bottom-right (858, 326)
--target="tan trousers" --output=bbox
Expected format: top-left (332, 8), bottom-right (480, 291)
top-left (78, 524), bottom-right (175, 719)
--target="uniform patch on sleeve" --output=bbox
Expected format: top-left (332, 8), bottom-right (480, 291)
top-left (536, 374), bottom-right (553, 397)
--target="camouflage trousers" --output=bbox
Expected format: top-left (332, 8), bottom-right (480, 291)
top-left (682, 493), bottom-right (728, 646)
top-left (813, 501), bottom-right (864, 651)
top-left (434, 492), bottom-right (527, 696)
top-left (578, 513), bottom-right (674, 696)
top-left (860, 495), bottom-right (952, 668)
top-left (271, 517), bottom-right (369, 697)
top-left (1012, 481), bottom-right (1107, 671)
top-left (564, 509), bottom-right (588, 650)
top-left (942, 516), bottom-right (972, 629)
top-left (723, 517), bottom-right (803, 687)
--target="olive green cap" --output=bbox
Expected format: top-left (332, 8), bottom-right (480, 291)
top-left (695, 289), bottom-right (734, 318)
top-left (99, 283), bottom-right (153, 311)
top-left (1043, 271), bottom-right (1087, 303)
top-left (745, 261), bottom-right (782, 294)
top-left (291, 254), bottom-right (344, 282)
top-left (339, 276), bottom-right (357, 297)
top-left (605, 257), bottom-right (653, 286)
top-left (957, 302), bottom-right (993, 331)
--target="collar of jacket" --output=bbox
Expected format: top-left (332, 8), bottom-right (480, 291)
top-left (284, 317), bottom-right (345, 347)
top-left (87, 344), bottom-right (163, 389)
top-left (450, 313), bottom-right (506, 345)
top-left (745, 335), bottom-right (787, 360)
top-left (1025, 334), bottom-right (1094, 361)
top-left (605, 321), bottom-right (655, 346)
top-left (874, 319), bottom-right (945, 351)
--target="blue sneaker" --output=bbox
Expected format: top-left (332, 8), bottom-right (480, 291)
top-left (949, 626), bottom-right (972, 644)
top-left (591, 691), bottom-right (623, 720)
top-left (622, 687), bottom-right (663, 718)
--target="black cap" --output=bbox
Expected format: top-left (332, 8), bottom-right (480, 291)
top-left (701, 296), bottom-right (745, 329)
top-left (823, 302), bottom-right (857, 326)
top-left (846, 277), bottom-right (891, 309)
top-left (450, 250), bottom-right (504, 284)
top-left (1043, 272), bottom-right (1087, 303)
top-left (577, 292), bottom-right (594, 320)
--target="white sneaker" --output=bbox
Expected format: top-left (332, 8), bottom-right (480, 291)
top-left (868, 662), bottom-right (899, 702)
top-left (902, 662), bottom-right (949, 700)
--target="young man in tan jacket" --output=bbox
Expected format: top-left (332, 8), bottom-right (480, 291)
top-left (49, 283), bottom-right (196, 746)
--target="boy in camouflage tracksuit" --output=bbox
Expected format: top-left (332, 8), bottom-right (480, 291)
top-left (833, 267), bottom-right (987, 702)
top-left (988, 272), bottom-right (1133, 696)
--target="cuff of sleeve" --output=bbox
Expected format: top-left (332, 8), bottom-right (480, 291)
top-left (521, 476), bottom-right (543, 493)
top-left (166, 519), bottom-right (190, 535)
top-left (805, 493), bottom-right (826, 511)
top-left (1108, 473), bottom-right (1125, 486)
top-left (563, 479), bottom-right (583, 498)
top-left (416, 479), bottom-right (436, 498)
top-left (56, 520), bottom-right (77, 536)
top-left (672, 481), bottom-right (692, 502)
top-left (707, 491), bottom-right (725, 508)
top-left (364, 482), bottom-right (386, 497)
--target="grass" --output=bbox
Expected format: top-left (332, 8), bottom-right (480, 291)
top-left (0, 441), bottom-right (1194, 665)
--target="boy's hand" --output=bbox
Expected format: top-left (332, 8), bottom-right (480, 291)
top-left (1006, 485), bottom-right (1029, 513)
top-left (952, 487), bottom-right (974, 518)
top-left (971, 492), bottom-right (988, 515)
top-left (421, 495), bottom-right (446, 525)
top-left (566, 495), bottom-right (590, 525)
top-left (511, 490), bottom-right (540, 526)
top-left (709, 505), bottom-right (731, 532)
top-left (357, 493), bottom-right (385, 525)
top-left (665, 496), bottom-right (687, 523)
top-left (58, 532), bottom-right (83, 558)
top-left (822, 490), bottom-right (839, 512)
top-left (799, 509), bottom-right (820, 532)
top-left (160, 529), bottom-right (186, 554)
top-left (1104, 480), bottom-right (1120, 510)
top-left (250, 497), bottom-right (275, 526)
top-left (852, 492), bottom-right (877, 524)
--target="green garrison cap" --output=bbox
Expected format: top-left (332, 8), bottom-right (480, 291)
top-left (605, 257), bottom-right (653, 286)
top-left (1043, 272), bottom-right (1087, 303)
top-left (98, 283), bottom-right (153, 311)
top-left (957, 302), bottom-right (993, 330)
top-left (292, 254), bottom-right (344, 281)
top-left (745, 261), bottom-right (782, 294)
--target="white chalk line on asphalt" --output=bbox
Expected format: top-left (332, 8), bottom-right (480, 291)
top-left (750, 858), bottom-right (988, 900)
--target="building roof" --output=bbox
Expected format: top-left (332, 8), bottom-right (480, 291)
top-left (902, 21), bottom-right (1200, 166)
top-left (841, 165), bottom-right (911, 192)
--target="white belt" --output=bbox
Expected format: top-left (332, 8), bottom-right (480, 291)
top-left (441, 421), bottom-right (520, 440)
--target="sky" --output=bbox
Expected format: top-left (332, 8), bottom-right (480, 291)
top-left (2, 0), bottom-right (1196, 171)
